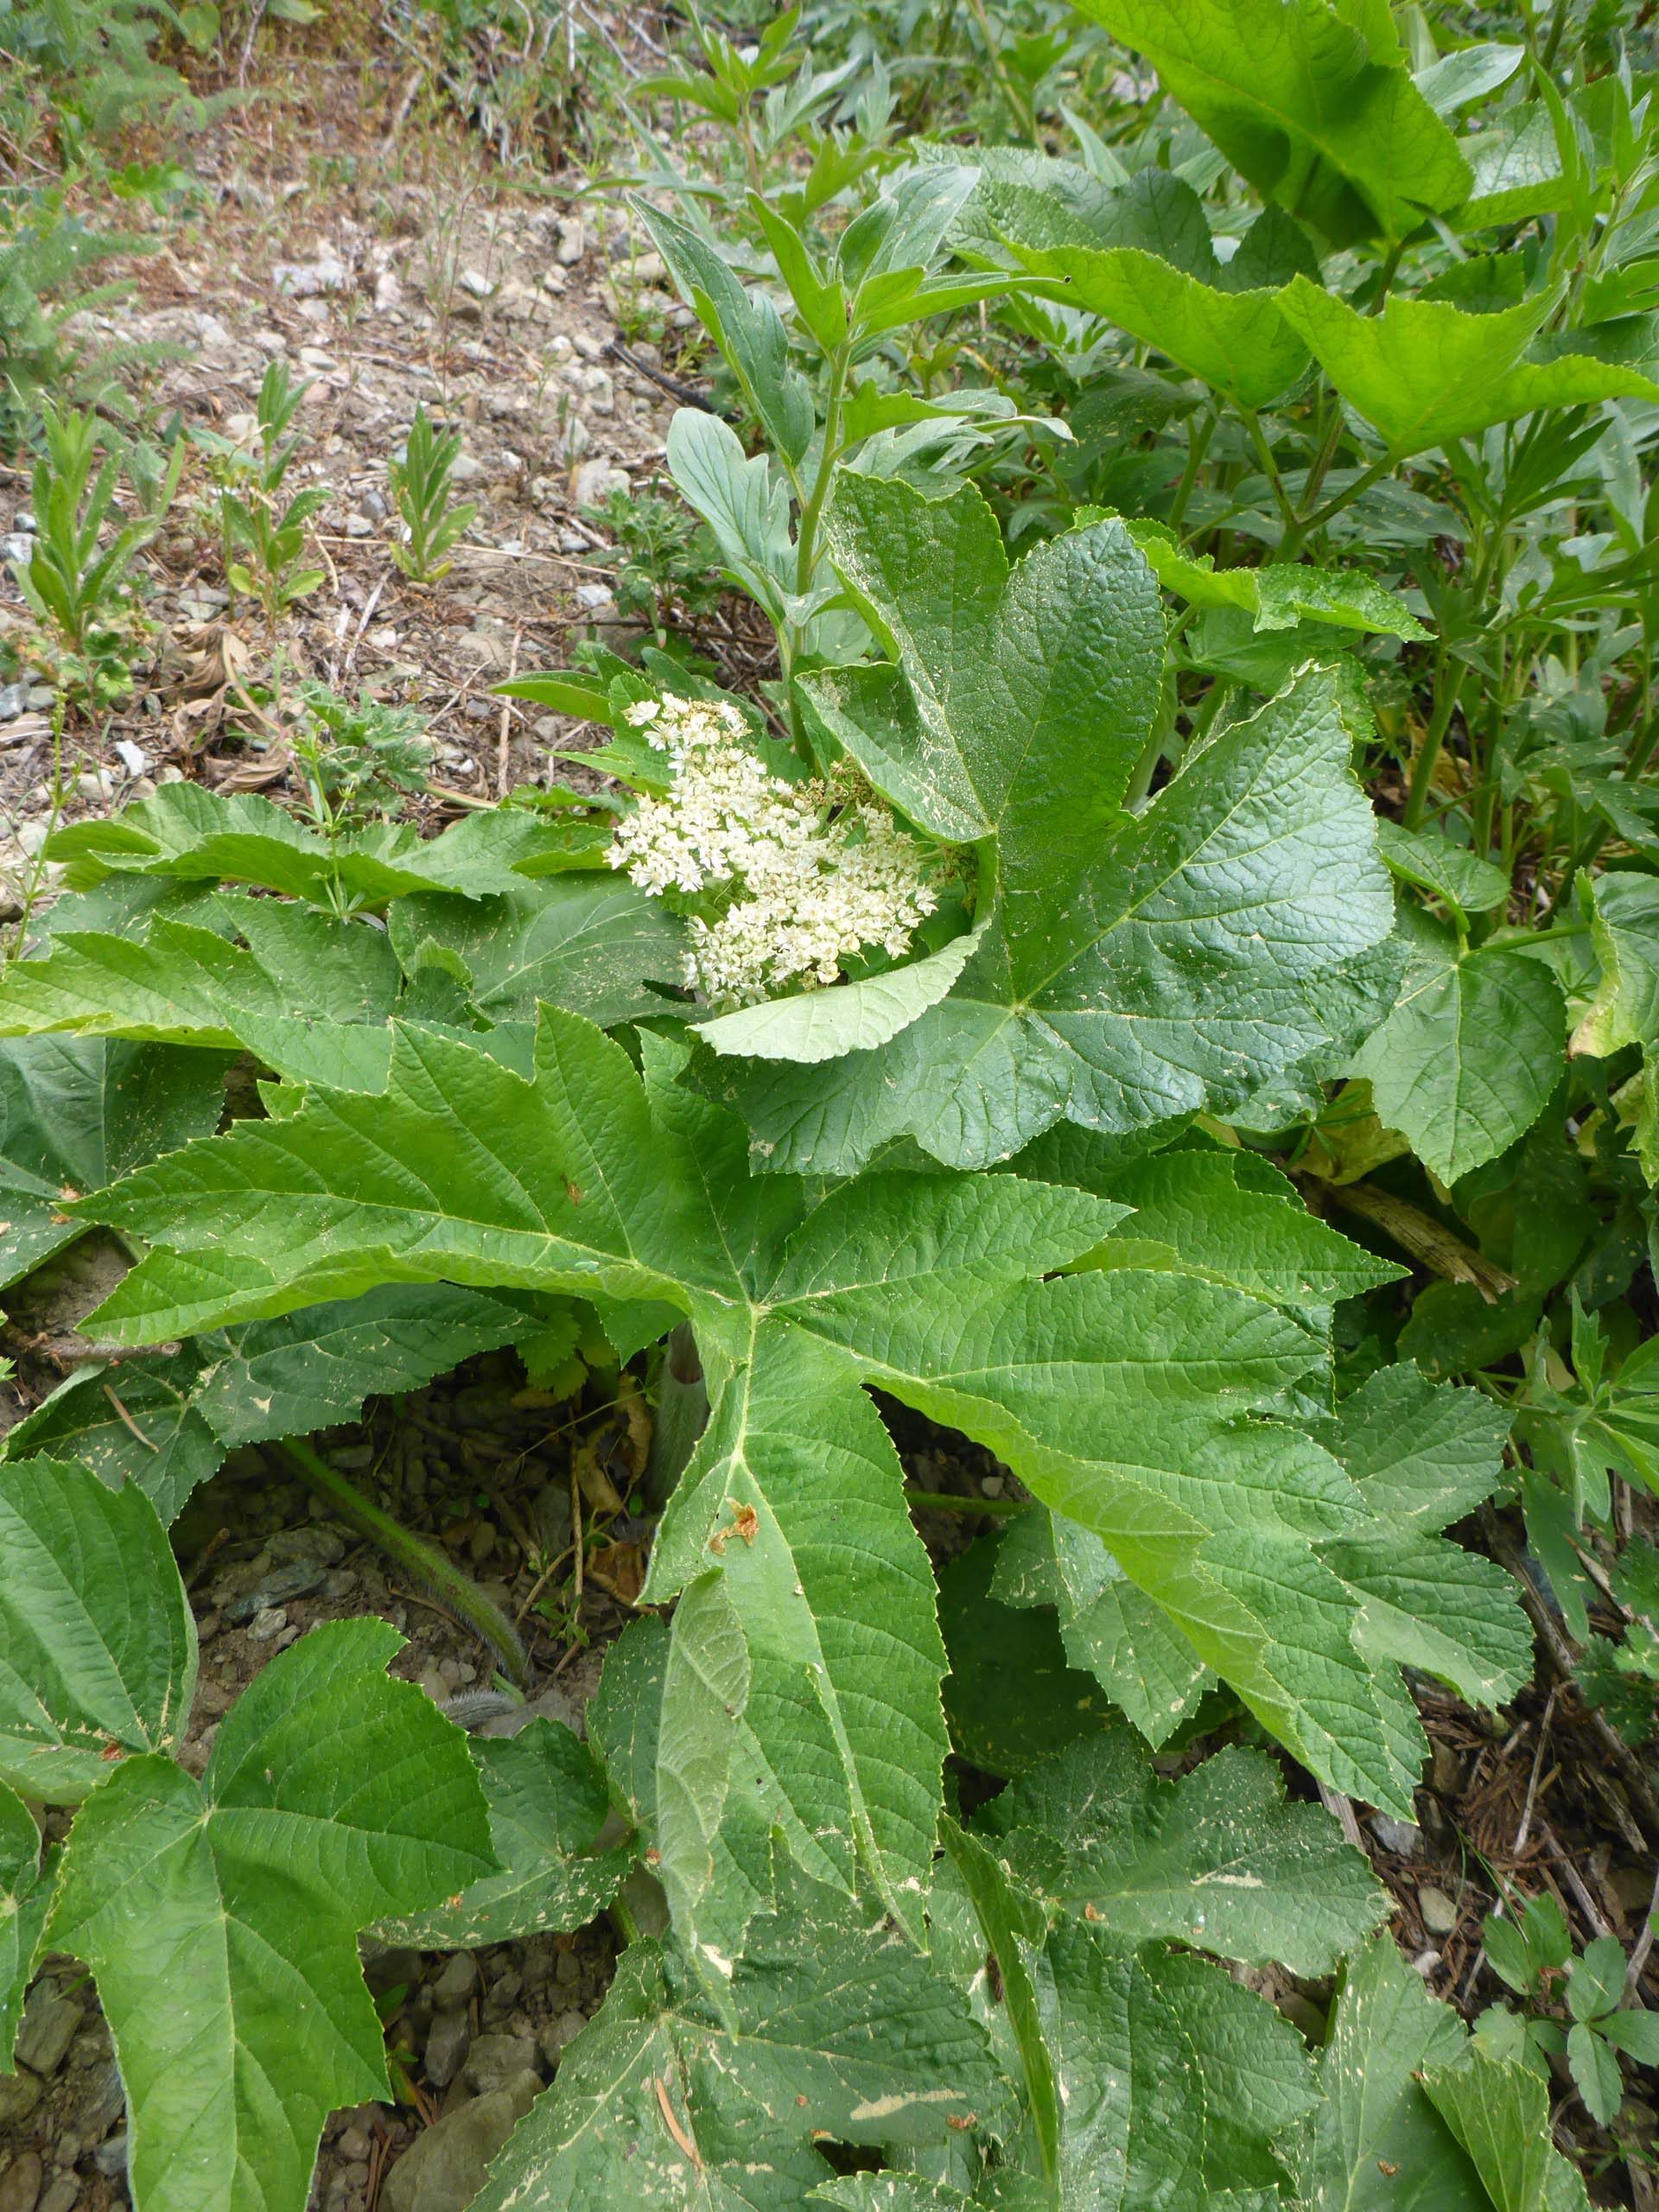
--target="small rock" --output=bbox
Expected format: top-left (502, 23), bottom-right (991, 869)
top-left (356, 487), bottom-right (390, 522)
top-left (246, 1605), bottom-right (288, 1641)
top-left (1369, 1815), bottom-right (1421, 1858)
top-left (321, 1567), bottom-right (358, 1599)
top-left (0, 2069), bottom-right (42, 2130)
top-left (459, 269), bottom-right (494, 300)
top-left (578, 365), bottom-right (614, 416)
top-left (464, 2034), bottom-right (539, 2096)
top-left (625, 250), bottom-right (666, 285)
top-left (382, 2075), bottom-right (542, 2212)
top-left (74, 771), bottom-right (116, 803)
top-left (448, 451), bottom-right (486, 485)
top-left (0, 2151), bottom-right (43, 2212)
top-left (0, 682), bottom-right (29, 720)
top-left (572, 459), bottom-right (627, 510)
top-left (1428, 1741), bottom-right (1462, 1797)
top-left (430, 1953), bottom-right (478, 2011)
top-left (574, 582), bottom-right (614, 613)
top-left (555, 216), bottom-right (585, 266)
top-left (573, 332), bottom-right (606, 363)
top-left (112, 739), bottom-right (149, 778)
top-left (224, 1561), bottom-right (327, 1623)
top-left (423, 2008), bottom-right (472, 2091)
top-left (92, 2137), bottom-right (126, 2182)
top-left (15, 1983), bottom-right (81, 2076)
top-left (1411, 1948), bottom-right (1442, 1979)
top-left (374, 270), bottom-right (404, 312)
top-left (267, 1528), bottom-right (345, 1567)
top-left (297, 345), bottom-right (337, 371)
top-left (38, 2179), bottom-right (79, 2212)
top-left (2, 534), bottom-right (33, 567)
top-left (273, 257), bottom-right (347, 297)
top-left (13, 508), bottom-right (36, 532)
top-left (539, 2009), bottom-right (587, 2069)
top-left (1417, 1885), bottom-right (1460, 1936)
top-left (337, 2124), bottom-right (373, 2164)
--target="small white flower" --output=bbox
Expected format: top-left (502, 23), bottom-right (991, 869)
top-left (607, 693), bottom-right (938, 1007)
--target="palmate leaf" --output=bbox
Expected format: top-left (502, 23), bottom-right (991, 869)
top-left (374, 1718), bottom-right (631, 1949)
top-left (0, 878), bottom-right (681, 1084)
top-left (1573, 868), bottom-right (1659, 1181)
top-left (0, 1778), bottom-right (52, 2068)
top-left (0, 893), bottom-right (407, 1084)
top-left (721, 476), bottom-right (1392, 1173)
top-left (48, 1618), bottom-right (494, 2212)
top-left (1069, 0), bottom-right (1470, 245)
top-left (977, 1728), bottom-right (1388, 1977)
top-left (930, 1731), bottom-right (1365, 2209)
top-left (1350, 914), bottom-right (1567, 1184)
top-left (47, 779), bottom-right (562, 907)
top-left (2, 1283), bottom-right (535, 1523)
top-left (1281, 1935), bottom-right (1485, 2208)
top-left (1420, 2050), bottom-right (1592, 2212)
top-left (993, 1503), bottom-right (1213, 1749)
top-left (79, 1007), bottom-right (1522, 1834)
top-left (468, 1871), bottom-right (1001, 2212)
top-left (0, 1033), bottom-right (230, 1290)
top-left (1275, 280), bottom-right (1659, 457)
top-left (0, 1455), bottom-right (196, 1803)
top-left (983, 172), bottom-right (1316, 410)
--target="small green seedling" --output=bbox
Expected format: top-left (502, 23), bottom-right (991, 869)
top-left (388, 403), bottom-right (476, 582)
top-left (1480, 1893), bottom-right (1659, 2124)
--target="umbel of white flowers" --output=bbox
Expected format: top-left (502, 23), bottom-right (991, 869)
top-left (608, 693), bottom-right (939, 1007)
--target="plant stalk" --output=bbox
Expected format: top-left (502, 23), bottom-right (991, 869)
top-left (274, 1437), bottom-right (528, 1682)
top-left (645, 1320), bottom-right (709, 1509)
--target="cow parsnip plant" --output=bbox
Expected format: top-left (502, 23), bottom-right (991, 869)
top-left (7, 0), bottom-right (1659, 2207)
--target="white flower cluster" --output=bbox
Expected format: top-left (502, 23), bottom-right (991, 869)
top-left (608, 693), bottom-right (938, 1007)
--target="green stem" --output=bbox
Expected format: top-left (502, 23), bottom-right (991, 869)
top-left (1404, 657), bottom-right (1462, 830)
top-left (794, 341), bottom-right (851, 601)
top-left (904, 1484), bottom-right (1023, 1518)
top-left (275, 1437), bottom-right (528, 1683)
top-left (1241, 407), bottom-right (1297, 536)
top-left (1167, 406), bottom-right (1216, 537)
top-left (1278, 453), bottom-right (1392, 563)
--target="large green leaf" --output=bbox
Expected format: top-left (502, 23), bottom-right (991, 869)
top-left (1350, 918), bottom-right (1567, 1184)
top-left (386, 873), bottom-right (685, 1031)
top-left (48, 781), bottom-right (560, 907)
top-left (1573, 868), bottom-right (1659, 1180)
top-left (375, 1717), bottom-right (631, 1948)
top-left (1276, 280), bottom-right (1659, 456)
top-left (0, 1033), bottom-right (230, 1289)
top-left (2, 1284), bottom-right (534, 1523)
top-left (985, 174), bottom-right (1315, 409)
top-left (1021, 1917), bottom-right (1317, 2209)
top-left (1069, 0), bottom-right (1470, 245)
top-left (48, 1618), bottom-right (493, 2212)
top-left (724, 479), bottom-right (1391, 1173)
top-left (993, 1503), bottom-right (1213, 1748)
top-left (468, 1875), bottom-right (1001, 2212)
top-left (80, 1010), bottom-right (1516, 1819)
top-left (1281, 1936), bottom-right (1488, 2209)
top-left (0, 1454), bottom-right (196, 1803)
top-left (0, 1778), bottom-right (52, 2069)
top-left (0, 893), bottom-right (405, 1084)
top-left (978, 1729), bottom-right (1387, 1976)
top-left (1420, 2050), bottom-right (1592, 2212)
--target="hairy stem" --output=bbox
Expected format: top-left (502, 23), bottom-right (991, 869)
top-left (275, 1437), bottom-right (528, 1683)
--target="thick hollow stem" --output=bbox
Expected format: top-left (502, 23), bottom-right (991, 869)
top-left (275, 1436), bottom-right (528, 1683)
